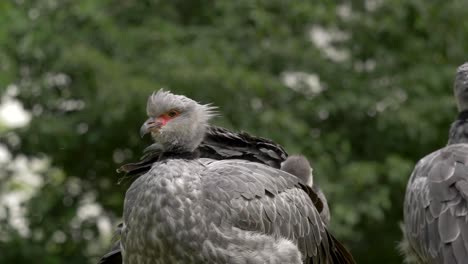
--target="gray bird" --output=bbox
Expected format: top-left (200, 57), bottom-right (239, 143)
top-left (401, 63), bottom-right (468, 263)
top-left (115, 89), bottom-right (354, 264)
top-left (281, 155), bottom-right (331, 226)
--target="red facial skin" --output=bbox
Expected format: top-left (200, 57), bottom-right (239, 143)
top-left (156, 115), bottom-right (170, 126)
top-left (141, 110), bottom-right (180, 137)
top-left (156, 110), bottom-right (180, 127)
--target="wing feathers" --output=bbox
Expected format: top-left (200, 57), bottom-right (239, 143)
top-left (202, 159), bottom-right (354, 263)
top-left (439, 209), bottom-right (460, 243)
top-left (404, 144), bottom-right (468, 263)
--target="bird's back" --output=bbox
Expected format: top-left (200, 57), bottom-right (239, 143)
top-left (402, 143), bottom-right (468, 263)
top-left (199, 158), bottom-right (353, 264)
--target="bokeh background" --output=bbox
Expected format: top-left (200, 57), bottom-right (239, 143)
top-left (1, 1), bottom-right (467, 263)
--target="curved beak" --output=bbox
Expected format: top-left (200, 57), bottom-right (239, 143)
top-left (140, 117), bottom-right (163, 138)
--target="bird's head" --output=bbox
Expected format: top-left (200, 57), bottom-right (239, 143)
top-left (140, 89), bottom-right (216, 152)
top-left (281, 155), bottom-right (313, 186)
top-left (454, 62), bottom-right (468, 112)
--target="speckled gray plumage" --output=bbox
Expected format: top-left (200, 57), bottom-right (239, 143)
top-left (402, 63), bottom-right (468, 264)
top-left (120, 158), bottom-right (336, 263)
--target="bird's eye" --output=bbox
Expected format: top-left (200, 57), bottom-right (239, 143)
top-left (167, 110), bottom-right (179, 118)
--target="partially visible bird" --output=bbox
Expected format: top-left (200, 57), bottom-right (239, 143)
top-left (106, 89), bottom-right (354, 264)
top-left (281, 155), bottom-right (330, 226)
top-left (401, 62), bottom-right (468, 264)
top-left (281, 155), bottom-right (313, 186)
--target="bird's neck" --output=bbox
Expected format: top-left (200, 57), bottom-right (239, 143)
top-left (158, 149), bottom-right (200, 161)
top-left (157, 124), bottom-right (207, 154)
top-left (448, 110), bottom-right (468, 145)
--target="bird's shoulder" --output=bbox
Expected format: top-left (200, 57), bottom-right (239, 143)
top-left (406, 143), bottom-right (468, 215)
top-left (199, 126), bottom-right (288, 168)
top-left (201, 159), bottom-right (299, 200)
top-left (409, 143), bottom-right (468, 188)
top-left (116, 125), bottom-right (288, 179)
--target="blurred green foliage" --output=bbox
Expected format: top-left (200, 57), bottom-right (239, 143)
top-left (1, 0), bottom-right (468, 263)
